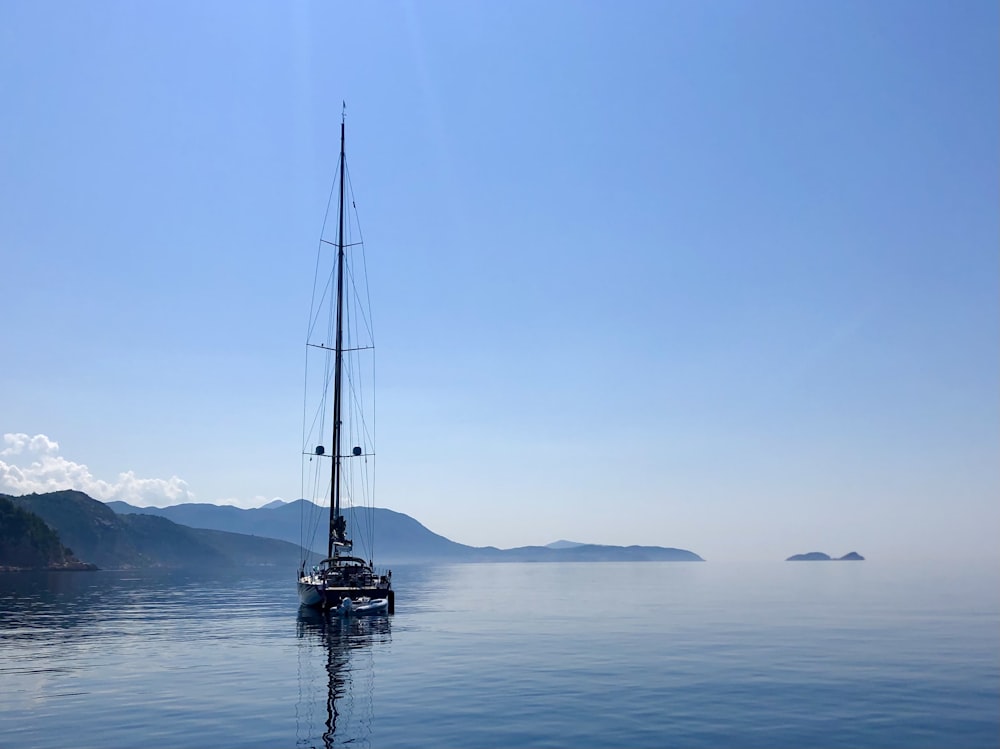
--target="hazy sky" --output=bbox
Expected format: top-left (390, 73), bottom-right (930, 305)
top-left (2, 1), bottom-right (997, 562)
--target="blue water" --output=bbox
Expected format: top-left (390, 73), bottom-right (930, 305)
top-left (1, 561), bottom-right (997, 747)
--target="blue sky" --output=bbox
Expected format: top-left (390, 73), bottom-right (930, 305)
top-left (1, 1), bottom-right (997, 561)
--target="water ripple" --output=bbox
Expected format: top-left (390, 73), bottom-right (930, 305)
top-left (1, 563), bottom-right (997, 748)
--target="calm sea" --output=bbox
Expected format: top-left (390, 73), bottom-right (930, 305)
top-left (1, 561), bottom-right (997, 748)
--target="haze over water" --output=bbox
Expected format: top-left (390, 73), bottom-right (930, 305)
top-left (2, 561), bottom-right (997, 748)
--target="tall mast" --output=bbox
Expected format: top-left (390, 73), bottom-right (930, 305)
top-left (329, 113), bottom-right (347, 560)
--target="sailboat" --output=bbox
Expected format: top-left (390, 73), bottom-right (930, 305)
top-left (297, 111), bottom-right (393, 614)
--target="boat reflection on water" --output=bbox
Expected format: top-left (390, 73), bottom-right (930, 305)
top-left (295, 606), bottom-right (391, 748)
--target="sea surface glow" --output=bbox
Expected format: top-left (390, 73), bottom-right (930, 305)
top-left (1, 560), bottom-right (997, 747)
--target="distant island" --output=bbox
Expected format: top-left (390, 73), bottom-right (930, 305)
top-left (0, 490), bottom-right (704, 570)
top-left (786, 551), bottom-right (865, 561)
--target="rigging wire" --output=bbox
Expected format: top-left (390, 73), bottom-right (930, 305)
top-left (345, 163), bottom-right (375, 558)
top-left (299, 144), bottom-right (379, 567)
top-left (345, 162), bottom-right (377, 561)
top-left (301, 149), bottom-right (343, 562)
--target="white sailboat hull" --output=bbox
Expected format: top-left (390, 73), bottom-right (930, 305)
top-left (298, 581), bottom-right (323, 607)
top-left (298, 575), bottom-right (393, 612)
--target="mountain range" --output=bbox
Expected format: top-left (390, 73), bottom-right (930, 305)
top-left (105, 499), bottom-right (704, 563)
top-left (0, 495), bottom-right (95, 570)
top-left (0, 490), bottom-right (703, 569)
top-left (3, 491), bottom-right (314, 570)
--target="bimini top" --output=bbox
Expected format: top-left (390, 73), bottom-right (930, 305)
top-left (318, 556), bottom-right (371, 567)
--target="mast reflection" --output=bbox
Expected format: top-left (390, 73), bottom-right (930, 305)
top-left (296, 607), bottom-right (391, 748)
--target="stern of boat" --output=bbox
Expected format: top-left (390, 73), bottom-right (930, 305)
top-left (297, 579), bottom-right (324, 608)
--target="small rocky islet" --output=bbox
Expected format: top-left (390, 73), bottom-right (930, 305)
top-left (786, 551), bottom-right (865, 561)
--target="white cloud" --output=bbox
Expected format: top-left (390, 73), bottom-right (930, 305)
top-left (1, 432), bottom-right (60, 457)
top-left (0, 432), bottom-right (194, 507)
